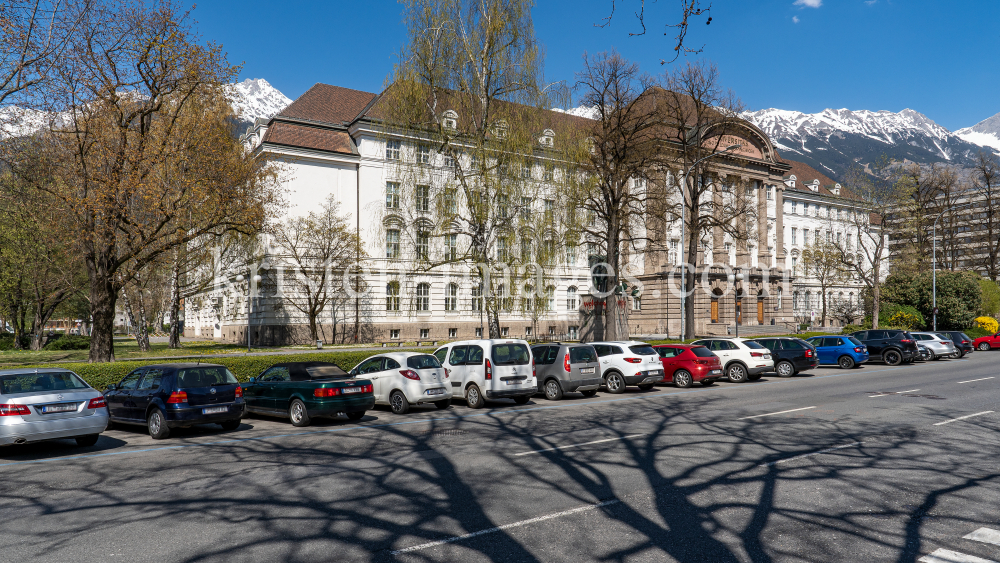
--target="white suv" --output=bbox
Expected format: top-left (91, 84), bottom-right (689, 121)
top-left (590, 341), bottom-right (664, 393)
top-left (689, 337), bottom-right (774, 383)
top-left (433, 340), bottom-right (536, 408)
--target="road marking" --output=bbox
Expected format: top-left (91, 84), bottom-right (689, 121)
top-left (738, 406), bottom-right (816, 420)
top-left (957, 377), bottom-right (995, 384)
top-left (919, 549), bottom-right (998, 563)
top-left (870, 389), bottom-right (920, 397)
top-left (933, 411), bottom-right (995, 426)
top-left (759, 442), bottom-right (862, 467)
top-left (514, 434), bottom-right (646, 456)
top-left (964, 528), bottom-right (1000, 546)
top-left (389, 499), bottom-right (621, 555)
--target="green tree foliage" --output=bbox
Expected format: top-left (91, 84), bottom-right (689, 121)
top-left (881, 270), bottom-right (981, 330)
top-left (978, 279), bottom-right (1000, 317)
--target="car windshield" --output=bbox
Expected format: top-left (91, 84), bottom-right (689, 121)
top-left (0, 371), bottom-right (89, 395)
top-left (690, 347), bottom-right (716, 358)
top-left (177, 367), bottom-right (238, 387)
top-left (491, 343), bottom-right (531, 365)
top-left (628, 345), bottom-right (658, 356)
top-left (407, 355), bottom-right (442, 370)
top-left (743, 341), bottom-right (767, 350)
top-left (847, 336), bottom-right (863, 346)
top-left (569, 346), bottom-right (597, 363)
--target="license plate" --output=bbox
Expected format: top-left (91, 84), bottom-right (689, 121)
top-left (764, 354), bottom-right (771, 359)
top-left (580, 367), bottom-right (596, 374)
top-left (426, 388), bottom-right (444, 395)
top-left (40, 403), bottom-right (77, 414)
top-left (648, 370), bottom-right (662, 376)
top-left (341, 387), bottom-right (362, 394)
top-left (202, 406), bottom-right (227, 414)
top-left (710, 369), bottom-right (723, 375)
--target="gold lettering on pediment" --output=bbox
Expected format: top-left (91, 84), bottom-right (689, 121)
top-left (704, 134), bottom-right (764, 160)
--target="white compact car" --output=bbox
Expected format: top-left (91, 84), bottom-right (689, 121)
top-left (589, 341), bottom-right (665, 393)
top-left (348, 352), bottom-right (452, 414)
top-left (689, 337), bottom-right (774, 382)
top-left (433, 339), bottom-right (536, 408)
top-left (0, 368), bottom-right (108, 447)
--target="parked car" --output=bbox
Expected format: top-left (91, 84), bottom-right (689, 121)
top-left (245, 362), bottom-right (374, 425)
top-left (916, 343), bottom-right (932, 362)
top-left (910, 332), bottom-right (956, 360)
top-left (751, 337), bottom-right (819, 377)
top-left (529, 343), bottom-right (602, 400)
top-left (973, 332), bottom-right (1000, 351)
top-left (0, 368), bottom-right (108, 447)
top-left (652, 344), bottom-right (724, 387)
top-left (347, 353), bottom-right (450, 414)
top-left (805, 335), bottom-right (869, 369)
top-left (432, 340), bottom-right (536, 408)
top-left (589, 341), bottom-right (664, 393)
top-left (688, 338), bottom-right (775, 382)
top-left (104, 363), bottom-right (245, 439)
top-left (937, 331), bottom-right (974, 358)
top-left (850, 330), bottom-right (920, 366)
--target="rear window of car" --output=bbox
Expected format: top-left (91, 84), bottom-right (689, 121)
top-left (177, 367), bottom-right (238, 387)
top-left (743, 341), bottom-right (766, 350)
top-left (690, 347), bottom-right (716, 358)
top-left (628, 345), bottom-right (657, 356)
top-left (491, 343), bottom-right (530, 365)
top-left (782, 339), bottom-right (806, 350)
top-left (569, 346), bottom-right (597, 364)
top-left (305, 366), bottom-right (351, 379)
top-left (960, 333), bottom-right (972, 341)
top-left (847, 336), bottom-right (863, 346)
top-left (407, 355), bottom-right (442, 370)
top-left (0, 371), bottom-right (89, 395)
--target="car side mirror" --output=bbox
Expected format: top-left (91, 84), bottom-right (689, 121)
top-left (248, 377), bottom-right (256, 383)
top-left (105, 384), bottom-right (117, 391)
top-left (349, 369), bottom-right (357, 376)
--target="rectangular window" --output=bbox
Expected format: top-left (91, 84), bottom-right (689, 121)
top-left (386, 182), bottom-right (400, 209)
top-left (445, 233), bottom-right (458, 261)
top-left (386, 139), bottom-right (401, 161)
top-left (566, 244), bottom-right (576, 265)
top-left (445, 284), bottom-right (458, 311)
top-left (415, 185), bottom-right (430, 212)
top-left (444, 188), bottom-right (457, 214)
top-left (475, 327), bottom-right (483, 338)
top-left (420, 328), bottom-right (429, 339)
top-left (416, 284), bottom-right (430, 311)
top-left (390, 329), bottom-right (400, 339)
top-left (791, 227), bottom-right (797, 245)
top-left (543, 165), bottom-right (554, 181)
top-left (803, 229), bottom-right (809, 245)
top-left (544, 199), bottom-right (554, 218)
top-left (501, 327), bottom-right (509, 337)
top-left (521, 165), bottom-right (532, 179)
top-left (632, 297), bottom-right (641, 311)
top-left (443, 153), bottom-right (454, 169)
top-left (520, 197), bottom-right (532, 221)
top-left (386, 229), bottom-right (400, 259)
top-left (846, 234), bottom-right (852, 249)
top-left (497, 237), bottom-right (509, 262)
top-left (416, 231), bottom-right (429, 261)
top-left (520, 238), bottom-right (531, 263)
top-left (498, 195), bottom-right (509, 219)
top-left (568, 326), bottom-right (578, 340)
top-left (767, 186), bottom-right (773, 200)
top-left (448, 328), bottom-right (457, 338)
top-left (814, 230), bottom-right (820, 244)
top-left (525, 326), bottom-right (532, 336)
top-left (418, 145), bottom-right (430, 165)
top-left (792, 257), bottom-right (798, 276)
top-left (471, 285), bottom-right (483, 311)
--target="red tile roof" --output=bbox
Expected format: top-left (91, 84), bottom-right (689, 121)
top-left (278, 83), bottom-right (377, 125)
top-left (262, 122), bottom-right (355, 155)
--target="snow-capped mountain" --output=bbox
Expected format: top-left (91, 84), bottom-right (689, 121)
top-left (956, 111), bottom-right (1000, 153)
top-left (744, 107), bottom-right (989, 180)
top-left (225, 78), bottom-right (291, 123)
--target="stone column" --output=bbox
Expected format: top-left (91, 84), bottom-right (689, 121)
top-left (757, 180), bottom-right (769, 268)
top-left (713, 183), bottom-right (724, 266)
top-left (774, 183), bottom-right (785, 269)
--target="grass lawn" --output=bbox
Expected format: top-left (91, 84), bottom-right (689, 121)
top-left (0, 339), bottom-right (252, 368)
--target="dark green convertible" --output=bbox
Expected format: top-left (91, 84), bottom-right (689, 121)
top-left (244, 362), bottom-right (375, 427)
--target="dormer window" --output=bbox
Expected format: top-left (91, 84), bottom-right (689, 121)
top-left (786, 174), bottom-right (797, 189)
top-left (807, 180), bottom-right (819, 192)
top-left (442, 110), bottom-right (458, 131)
top-left (539, 128), bottom-right (555, 147)
top-left (832, 183), bottom-right (841, 195)
top-left (492, 119), bottom-right (509, 139)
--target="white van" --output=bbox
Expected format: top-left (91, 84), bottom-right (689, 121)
top-left (432, 339), bottom-right (536, 408)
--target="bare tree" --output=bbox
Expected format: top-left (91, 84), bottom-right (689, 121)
top-left (800, 239), bottom-right (850, 326)
top-left (597, 0), bottom-right (712, 64)
top-left (970, 152), bottom-right (1000, 281)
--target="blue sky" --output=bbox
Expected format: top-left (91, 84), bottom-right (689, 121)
top-left (192, 1), bottom-right (999, 130)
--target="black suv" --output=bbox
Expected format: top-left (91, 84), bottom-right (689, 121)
top-left (937, 331), bottom-right (975, 358)
top-left (752, 337), bottom-right (819, 377)
top-left (850, 330), bottom-right (919, 365)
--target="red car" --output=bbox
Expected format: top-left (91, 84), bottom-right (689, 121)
top-left (973, 333), bottom-right (1000, 351)
top-left (653, 344), bottom-right (725, 388)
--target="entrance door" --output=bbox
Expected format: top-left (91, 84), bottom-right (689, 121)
top-left (710, 300), bottom-right (719, 323)
top-left (757, 300), bottom-right (764, 324)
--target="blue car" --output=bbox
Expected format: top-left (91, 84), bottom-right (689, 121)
top-left (806, 336), bottom-right (869, 369)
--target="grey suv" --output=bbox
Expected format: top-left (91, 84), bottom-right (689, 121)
top-left (530, 343), bottom-right (603, 400)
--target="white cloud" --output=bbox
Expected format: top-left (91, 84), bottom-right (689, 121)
top-left (792, 15), bottom-right (800, 23)
top-left (793, 0), bottom-right (822, 7)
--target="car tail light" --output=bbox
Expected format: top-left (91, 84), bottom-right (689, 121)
top-left (533, 360), bottom-right (536, 378)
top-left (399, 369), bottom-right (420, 381)
top-left (750, 352), bottom-right (765, 357)
top-left (854, 347), bottom-right (864, 353)
top-left (564, 353), bottom-right (571, 372)
top-left (0, 404), bottom-right (30, 416)
top-left (805, 349), bottom-right (814, 358)
top-left (485, 358), bottom-right (492, 380)
top-left (314, 387), bottom-right (342, 397)
top-left (362, 384), bottom-right (373, 393)
top-left (695, 360), bottom-right (709, 365)
top-left (900, 339), bottom-right (913, 343)
top-left (962, 340), bottom-right (970, 344)
top-left (624, 357), bottom-right (642, 363)
top-left (166, 391), bottom-right (188, 404)
top-left (87, 397), bottom-right (106, 409)
top-left (444, 368), bottom-right (450, 378)
top-left (234, 386), bottom-right (243, 398)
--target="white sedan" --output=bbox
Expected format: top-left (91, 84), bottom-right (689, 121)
top-left (348, 352), bottom-right (453, 414)
top-left (0, 368), bottom-right (109, 447)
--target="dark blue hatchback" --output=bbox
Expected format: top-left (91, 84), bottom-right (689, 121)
top-left (104, 363), bottom-right (245, 439)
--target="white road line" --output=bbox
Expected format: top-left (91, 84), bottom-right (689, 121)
top-left (389, 499), bottom-right (621, 554)
top-left (919, 548), bottom-right (998, 563)
top-left (759, 442), bottom-right (862, 468)
top-left (958, 377), bottom-right (995, 384)
top-left (738, 406), bottom-right (816, 420)
top-left (869, 389), bottom-right (920, 397)
top-left (965, 527), bottom-right (1000, 546)
top-left (514, 434), bottom-right (646, 456)
top-left (933, 411), bottom-right (995, 426)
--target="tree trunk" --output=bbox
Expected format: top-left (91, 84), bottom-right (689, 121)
top-left (821, 289), bottom-right (827, 327)
top-left (136, 290), bottom-right (150, 352)
top-left (88, 271), bottom-right (117, 362)
top-left (308, 314), bottom-right (319, 342)
top-left (168, 257), bottom-right (181, 348)
top-left (871, 283), bottom-right (881, 330)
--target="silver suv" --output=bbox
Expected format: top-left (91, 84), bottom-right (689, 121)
top-left (530, 343), bottom-right (602, 400)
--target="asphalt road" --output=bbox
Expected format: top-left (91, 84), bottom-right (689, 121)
top-left (1, 352), bottom-right (999, 563)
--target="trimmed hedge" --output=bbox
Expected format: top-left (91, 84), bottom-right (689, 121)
top-left (16, 349), bottom-right (431, 391)
top-left (44, 334), bottom-right (91, 350)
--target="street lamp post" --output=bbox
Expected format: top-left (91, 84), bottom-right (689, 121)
top-left (235, 273), bottom-right (263, 352)
top-left (678, 144), bottom-right (744, 342)
top-left (727, 272), bottom-right (745, 337)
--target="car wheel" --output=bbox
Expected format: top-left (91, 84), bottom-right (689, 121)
top-left (883, 349), bottom-right (902, 366)
top-left (701, 379), bottom-right (716, 387)
top-left (346, 411), bottom-right (365, 420)
top-left (434, 399), bottom-right (451, 409)
top-left (838, 355), bottom-right (855, 369)
top-left (466, 384), bottom-right (485, 408)
top-left (75, 434), bottom-right (99, 447)
top-left (979, 342), bottom-right (991, 351)
top-left (776, 361), bottom-right (794, 378)
top-left (289, 399), bottom-right (311, 427)
top-left (147, 408), bottom-right (170, 439)
top-left (727, 363), bottom-right (749, 383)
top-left (389, 390), bottom-right (410, 414)
top-left (219, 419), bottom-right (241, 431)
top-left (604, 371), bottom-right (626, 394)
top-left (544, 379), bottom-right (563, 401)
top-left (673, 370), bottom-right (693, 388)
top-left (513, 395), bottom-right (530, 405)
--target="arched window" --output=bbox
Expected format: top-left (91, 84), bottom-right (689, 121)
top-left (776, 287), bottom-right (783, 310)
top-left (416, 283), bottom-right (430, 311)
top-left (386, 281), bottom-right (400, 312)
top-left (445, 283), bottom-right (458, 311)
top-left (567, 286), bottom-right (578, 310)
top-left (442, 110), bottom-right (458, 130)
